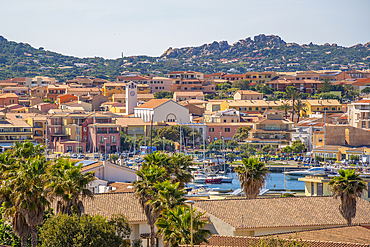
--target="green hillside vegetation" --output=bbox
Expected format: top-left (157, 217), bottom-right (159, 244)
top-left (0, 34), bottom-right (369, 81)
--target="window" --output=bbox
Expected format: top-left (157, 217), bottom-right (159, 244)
top-left (66, 146), bottom-right (72, 152)
top-left (209, 128), bottom-right (214, 132)
top-left (317, 183), bottom-right (323, 196)
top-left (225, 128), bottom-right (230, 132)
top-left (55, 127), bottom-right (59, 133)
top-left (100, 136), bottom-right (104, 143)
top-left (319, 138), bottom-right (322, 142)
top-left (112, 136), bottom-right (116, 143)
top-left (332, 107), bottom-right (335, 110)
top-left (223, 120), bottom-right (226, 122)
top-left (362, 122), bottom-right (366, 128)
top-left (249, 107), bottom-right (252, 110)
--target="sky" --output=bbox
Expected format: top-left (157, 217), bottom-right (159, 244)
top-left (1, 0), bottom-right (370, 59)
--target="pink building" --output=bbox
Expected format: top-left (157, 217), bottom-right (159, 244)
top-left (0, 93), bottom-right (19, 107)
top-left (206, 123), bottom-right (253, 142)
top-left (149, 76), bottom-right (174, 93)
top-left (35, 102), bottom-right (59, 113)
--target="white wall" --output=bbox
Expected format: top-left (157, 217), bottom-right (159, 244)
top-left (104, 162), bottom-right (138, 182)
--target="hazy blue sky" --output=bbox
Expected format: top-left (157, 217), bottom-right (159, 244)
top-left (1, 0), bottom-right (369, 59)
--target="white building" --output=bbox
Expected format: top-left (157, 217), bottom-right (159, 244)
top-left (348, 98), bottom-right (370, 129)
top-left (134, 99), bottom-right (190, 123)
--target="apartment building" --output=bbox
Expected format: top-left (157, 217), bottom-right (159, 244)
top-left (46, 85), bottom-right (68, 101)
top-left (102, 82), bottom-right (150, 101)
top-left (116, 74), bottom-right (151, 84)
top-left (246, 109), bottom-right (294, 148)
top-left (47, 113), bottom-right (121, 153)
top-left (26, 116), bottom-right (47, 144)
top-left (244, 72), bottom-right (278, 83)
top-left (0, 93), bottom-right (19, 107)
top-left (204, 109), bottom-right (241, 123)
top-left (166, 71), bottom-right (204, 80)
top-left (220, 100), bottom-right (284, 114)
top-left (0, 113), bottom-right (33, 149)
top-left (303, 99), bottom-right (343, 116)
top-left (149, 76), bottom-right (174, 93)
top-left (233, 90), bottom-right (263, 100)
top-left (265, 79), bottom-right (322, 94)
top-left (173, 92), bottom-right (204, 102)
top-left (348, 99), bottom-right (370, 129)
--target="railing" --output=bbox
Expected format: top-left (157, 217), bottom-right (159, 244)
top-left (109, 130), bottom-right (119, 134)
top-left (97, 130), bottom-right (107, 134)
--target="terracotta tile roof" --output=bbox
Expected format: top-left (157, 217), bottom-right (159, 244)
top-left (0, 93), bottom-right (18, 98)
top-left (235, 90), bottom-right (263, 95)
top-left (135, 99), bottom-right (170, 109)
top-left (273, 225), bottom-right (370, 245)
top-left (51, 192), bottom-right (147, 222)
top-left (206, 234), bottom-right (370, 247)
top-left (173, 91), bottom-right (204, 97)
top-left (137, 94), bottom-right (155, 99)
top-left (194, 197), bottom-right (370, 229)
top-left (306, 99), bottom-right (342, 106)
top-left (254, 119), bottom-right (293, 124)
top-left (115, 117), bottom-right (150, 127)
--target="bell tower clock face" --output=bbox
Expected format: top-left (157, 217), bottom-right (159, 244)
top-left (130, 91), bottom-right (136, 96)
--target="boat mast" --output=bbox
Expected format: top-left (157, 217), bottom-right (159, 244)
top-left (324, 110), bottom-right (326, 164)
top-left (93, 110), bottom-right (96, 155)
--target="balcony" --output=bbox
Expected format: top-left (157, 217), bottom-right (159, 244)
top-left (97, 130), bottom-right (107, 134)
top-left (109, 130), bottom-right (119, 134)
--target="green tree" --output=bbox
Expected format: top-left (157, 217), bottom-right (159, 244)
top-left (294, 99), bottom-right (306, 122)
top-left (291, 141), bottom-right (305, 153)
top-left (154, 91), bottom-right (173, 99)
top-left (361, 87), bottom-right (370, 94)
top-left (168, 154), bottom-right (195, 188)
top-left (39, 214), bottom-right (131, 247)
top-left (234, 158), bottom-right (269, 199)
top-left (286, 86), bottom-right (300, 121)
top-left (328, 169), bottom-right (367, 226)
top-left (232, 79), bottom-right (250, 90)
top-left (148, 180), bottom-right (186, 214)
top-left (110, 154), bottom-right (119, 164)
top-left (278, 100), bottom-right (292, 119)
top-left (319, 77), bottom-right (332, 93)
top-left (0, 154), bottom-right (50, 247)
top-left (226, 140), bottom-right (238, 150)
top-left (156, 206), bottom-right (211, 247)
top-left (47, 158), bottom-right (95, 216)
top-left (134, 165), bottom-right (166, 247)
top-left (233, 126), bottom-right (251, 141)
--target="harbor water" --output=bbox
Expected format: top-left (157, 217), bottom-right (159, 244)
top-left (189, 173), bottom-right (305, 191)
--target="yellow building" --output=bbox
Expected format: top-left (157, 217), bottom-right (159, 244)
top-left (244, 72), bottom-right (277, 83)
top-left (102, 83), bottom-right (150, 101)
top-left (299, 174), bottom-right (370, 201)
top-left (26, 116), bottom-right (47, 144)
top-left (220, 100), bottom-right (284, 113)
top-left (303, 99), bottom-right (342, 116)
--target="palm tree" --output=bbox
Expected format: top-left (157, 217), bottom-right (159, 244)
top-left (134, 165), bottom-right (166, 247)
top-left (11, 212), bottom-right (31, 247)
top-left (168, 154), bottom-right (195, 188)
top-left (1, 155), bottom-right (50, 247)
top-left (148, 180), bottom-right (186, 213)
top-left (143, 151), bottom-right (171, 168)
top-left (47, 158), bottom-right (95, 215)
top-left (235, 158), bottom-right (269, 199)
top-left (156, 206), bottom-right (211, 247)
top-left (286, 86), bottom-right (300, 121)
top-left (278, 101), bottom-right (292, 119)
top-left (0, 142), bottom-right (49, 247)
top-left (294, 99), bottom-right (306, 123)
top-left (328, 169), bottom-right (367, 226)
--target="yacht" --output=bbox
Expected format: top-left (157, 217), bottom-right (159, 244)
top-left (283, 167), bottom-right (331, 179)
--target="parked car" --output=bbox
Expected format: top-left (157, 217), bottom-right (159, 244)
top-left (77, 154), bottom-right (85, 159)
top-left (93, 154), bottom-right (100, 159)
top-left (71, 153), bottom-right (78, 159)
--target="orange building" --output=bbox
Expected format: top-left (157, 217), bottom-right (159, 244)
top-left (56, 94), bottom-right (78, 105)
